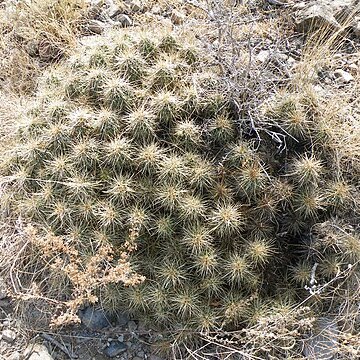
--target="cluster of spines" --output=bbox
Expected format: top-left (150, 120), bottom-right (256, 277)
top-left (1, 29), bottom-right (358, 335)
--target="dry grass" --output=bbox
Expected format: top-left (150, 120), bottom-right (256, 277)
top-left (0, 0), bottom-right (90, 93)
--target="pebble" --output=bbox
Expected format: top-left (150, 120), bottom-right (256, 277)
top-left (293, 1), bottom-right (306, 10)
top-left (354, 21), bottom-right (360, 37)
top-left (303, 317), bottom-right (338, 360)
top-left (25, 344), bottom-right (54, 360)
top-left (79, 307), bottom-right (112, 330)
top-left (127, 320), bottom-right (137, 332)
top-left (0, 300), bottom-right (10, 308)
top-left (256, 50), bottom-right (270, 63)
top-left (1, 329), bottom-right (16, 343)
top-left (0, 277), bottom-right (7, 300)
top-left (116, 312), bottom-right (130, 326)
top-left (113, 14), bottom-right (133, 27)
top-left (87, 19), bottom-right (105, 34)
top-left (287, 56), bottom-right (297, 67)
top-left (8, 352), bottom-right (21, 360)
top-left (103, 341), bottom-right (127, 358)
top-left (334, 68), bottom-right (354, 83)
top-left (107, 4), bottom-right (121, 19)
top-left (136, 350), bottom-right (145, 357)
top-left (152, 5), bottom-right (161, 14)
top-left (348, 63), bottom-right (358, 74)
top-left (126, 0), bottom-right (142, 12)
top-left (149, 355), bottom-right (164, 360)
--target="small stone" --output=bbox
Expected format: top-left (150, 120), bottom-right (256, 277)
top-left (133, 357), bottom-right (142, 360)
top-left (0, 278), bottom-right (7, 300)
top-left (126, 0), bottom-right (142, 12)
top-left (171, 9), bottom-right (186, 25)
top-left (256, 50), bottom-right (270, 63)
top-left (277, 53), bottom-right (289, 62)
top-left (87, 19), bottom-right (105, 34)
top-left (287, 56), bottom-right (297, 67)
top-left (303, 317), bottom-right (338, 360)
top-left (293, 1), bottom-right (306, 10)
top-left (334, 68), bottom-right (354, 83)
top-left (103, 341), bottom-right (127, 358)
top-left (296, 3), bottom-right (340, 33)
top-left (79, 307), bottom-right (112, 330)
top-left (0, 299), bottom-right (10, 308)
top-left (113, 14), bottom-right (133, 27)
top-left (1, 329), bottom-right (16, 343)
top-left (136, 350), bottom-right (145, 357)
top-left (107, 4), bottom-right (121, 19)
top-left (8, 352), bottom-right (21, 360)
top-left (127, 320), bottom-right (137, 332)
top-left (116, 312), bottom-right (130, 326)
top-left (25, 41), bottom-right (39, 57)
top-left (152, 5), bottom-right (161, 14)
top-left (314, 85), bottom-right (327, 97)
top-left (25, 344), bottom-right (54, 360)
top-left (354, 21), bottom-right (360, 37)
top-left (348, 63), bottom-right (358, 74)
top-left (149, 355), bottom-right (164, 360)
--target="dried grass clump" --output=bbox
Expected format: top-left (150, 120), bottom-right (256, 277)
top-left (0, 0), bottom-right (89, 93)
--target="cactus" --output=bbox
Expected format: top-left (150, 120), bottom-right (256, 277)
top-left (1, 28), bottom-right (359, 338)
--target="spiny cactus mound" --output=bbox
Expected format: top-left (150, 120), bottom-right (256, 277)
top-left (1, 29), bottom-right (359, 334)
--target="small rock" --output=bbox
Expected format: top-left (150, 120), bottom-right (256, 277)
top-left (0, 277), bottom-right (7, 299)
top-left (25, 344), bottom-right (53, 360)
top-left (293, 1), bottom-right (306, 10)
top-left (133, 357), bottom-right (142, 360)
top-left (152, 5), bottom-right (161, 14)
top-left (1, 329), bottom-right (16, 343)
top-left (127, 320), bottom-right (137, 332)
top-left (79, 307), bottom-right (112, 330)
top-left (112, 14), bottom-right (133, 27)
top-left (296, 3), bottom-right (340, 33)
top-left (348, 63), bottom-right (358, 74)
top-left (287, 56), bottom-right (297, 67)
top-left (256, 50), bottom-right (270, 63)
top-left (116, 312), bottom-right (130, 326)
top-left (267, 0), bottom-right (289, 6)
top-left (87, 19), bottom-right (105, 34)
top-left (103, 341), bottom-right (127, 358)
top-left (8, 352), bottom-right (21, 360)
top-left (149, 355), bottom-right (164, 360)
top-left (171, 9), bottom-right (186, 25)
top-left (354, 20), bottom-right (360, 37)
top-left (136, 350), bottom-right (145, 357)
top-left (107, 3), bottom-right (121, 18)
top-left (126, 0), bottom-right (142, 12)
top-left (0, 299), bottom-right (10, 308)
top-left (334, 68), bottom-right (354, 83)
top-left (303, 317), bottom-right (338, 360)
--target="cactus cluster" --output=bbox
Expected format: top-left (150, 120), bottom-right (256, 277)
top-left (1, 29), bottom-right (359, 334)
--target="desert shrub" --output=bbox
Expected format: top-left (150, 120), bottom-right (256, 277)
top-left (0, 27), bottom-right (359, 341)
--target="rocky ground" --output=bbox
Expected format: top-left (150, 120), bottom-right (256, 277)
top-left (1, 0), bottom-right (360, 359)
top-left (1, 288), bottom-right (167, 360)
